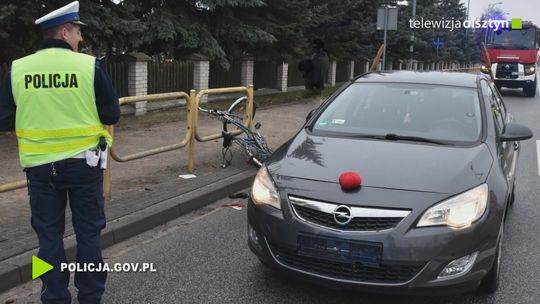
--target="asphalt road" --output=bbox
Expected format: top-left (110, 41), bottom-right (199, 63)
top-left (2, 84), bottom-right (540, 304)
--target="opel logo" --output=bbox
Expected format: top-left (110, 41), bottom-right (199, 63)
top-left (333, 205), bottom-right (353, 226)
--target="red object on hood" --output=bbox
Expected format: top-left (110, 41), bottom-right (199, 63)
top-left (339, 172), bottom-right (362, 190)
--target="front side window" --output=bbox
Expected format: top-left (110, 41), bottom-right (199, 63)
top-left (312, 83), bottom-right (482, 144)
top-left (489, 82), bottom-right (507, 122)
top-left (481, 81), bottom-right (505, 133)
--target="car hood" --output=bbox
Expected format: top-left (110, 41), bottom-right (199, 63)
top-left (267, 130), bottom-right (493, 195)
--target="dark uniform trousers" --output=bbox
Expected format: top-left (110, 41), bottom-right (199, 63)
top-left (26, 158), bottom-right (107, 304)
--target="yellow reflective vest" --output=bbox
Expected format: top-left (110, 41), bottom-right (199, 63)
top-left (11, 48), bottom-right (112, 167)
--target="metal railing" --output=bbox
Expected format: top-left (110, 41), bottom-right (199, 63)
top-left (0, 87), bottom-right (255, 200)
top-left (0, 180), bottom-right (26, 193)
top-left (442, 64), bottom-right (481, 73)
top-left (110, 92), bottom-right (193, 162)
top-left (194, 86), bottom-right (254, 141)
top-left (190, 85), bottom-right (254, 174)
top-left (103, 91), bottom-right (194, 199)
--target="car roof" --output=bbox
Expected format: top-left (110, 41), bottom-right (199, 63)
top-left (354, 71), bottom-right (487, 88)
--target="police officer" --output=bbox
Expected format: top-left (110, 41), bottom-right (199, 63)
top-left (0, 1), bottom-right (119, 303)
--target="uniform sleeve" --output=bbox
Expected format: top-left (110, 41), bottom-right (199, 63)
top-left (0, 70), bottom-right (16, 131)
top-left (94, 60), bottom-right (120, 125)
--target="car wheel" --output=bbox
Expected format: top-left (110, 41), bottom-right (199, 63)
top-left (524, 78), bottom-right (537, 97)
top-left (478, 225), bottom-right (503, 294)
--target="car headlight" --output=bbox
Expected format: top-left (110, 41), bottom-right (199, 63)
top-left (480, 64), bottom-right (490, 74)
top-left (251, 166), bottom-right (281, 209)
top-left (524, 64), bottom-right (536, 76)
top-left (417, 184), bottom-right (488, 229)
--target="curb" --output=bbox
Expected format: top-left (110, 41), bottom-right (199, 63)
top-left (0, 169), bottom-right (257, 293)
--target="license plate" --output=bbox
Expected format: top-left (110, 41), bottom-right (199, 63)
top-left (297, 234), bottom-right (382, 266)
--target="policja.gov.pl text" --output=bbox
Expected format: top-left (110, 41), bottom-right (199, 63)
top-left (61, 262), bottom-right (157, 273)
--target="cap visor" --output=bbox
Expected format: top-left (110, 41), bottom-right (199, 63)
top-left (71, 20), bottom-right (87, 26)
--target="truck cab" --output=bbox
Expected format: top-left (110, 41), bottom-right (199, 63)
top-left (481, 21), bottom-right (539, 97)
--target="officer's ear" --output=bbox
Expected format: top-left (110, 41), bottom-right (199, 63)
top-left (60, 27), bottom-right (67, 39)
top-left (59, 23), bottom-right (76, 39)
top-left (55, 25), bottom-right (69, 41)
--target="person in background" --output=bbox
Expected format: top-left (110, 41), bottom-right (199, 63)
top-left (299, 39), bottom-right (330, 92)
top-left (0, 1), bottom-right (119, 303)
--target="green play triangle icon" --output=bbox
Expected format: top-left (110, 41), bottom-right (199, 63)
top-left (32, 256), bottom-right (54, 280)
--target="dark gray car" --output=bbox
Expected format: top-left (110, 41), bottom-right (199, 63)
top-left (247, 71), bottom-right (533, 295)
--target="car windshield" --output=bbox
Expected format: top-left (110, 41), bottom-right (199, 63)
top-left (312, 83), bottom-right (482, 144)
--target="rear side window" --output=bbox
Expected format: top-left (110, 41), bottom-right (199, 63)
top-left (313, 83), bottom-right (482, 144)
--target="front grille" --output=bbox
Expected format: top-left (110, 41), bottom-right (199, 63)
top-left (269, 243), bottom-right (424, 284)
top-left (294, 204), bottom-right (403, 231)
top-left (496, 62), bottom-right (519, 79)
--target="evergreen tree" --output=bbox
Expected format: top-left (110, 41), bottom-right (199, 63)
top-left (0, 0), bottom-right (481, 65)
top-left (0, 0), bottom-right (42, 63)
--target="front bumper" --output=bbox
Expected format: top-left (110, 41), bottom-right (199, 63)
top-left (247, 197), bottom-right (501, 295)
top-left (495, 78), bottom-right (536, 89)
top-left (489, 62), bottom-right (536, 88)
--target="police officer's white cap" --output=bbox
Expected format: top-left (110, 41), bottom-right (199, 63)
top-left (35, 1), bottom-right (87, 30)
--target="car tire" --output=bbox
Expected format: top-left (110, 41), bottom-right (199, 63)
top-left (524, 78), bottom-right (537, 97)
top-left (478, 225), bottom-right (503, 294)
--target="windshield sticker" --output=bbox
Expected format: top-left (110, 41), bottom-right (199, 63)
top-left (331, 119), bottom-right (346, 125)
top-left (319, 120), bottom-right (328, 126)
top-left (404, 90), bottom-right (419, 96)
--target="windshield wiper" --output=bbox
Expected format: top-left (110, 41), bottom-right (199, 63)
top-left (350, 133), bottom-right (449, 145)
top-left (383, 133), bottom-right (449, 145)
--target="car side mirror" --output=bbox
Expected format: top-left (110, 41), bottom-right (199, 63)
top-left (306, 109), bottom-right (316, 123)
top-left (501, 123), bottom-right (533, 142)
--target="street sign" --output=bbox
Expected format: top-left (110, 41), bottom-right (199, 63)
top-left (433, 38), bottom-right (444, 49)
top-left (376, 6), bottom-right (398, 70)
top-left (377, 7), bottom-right (398, 30)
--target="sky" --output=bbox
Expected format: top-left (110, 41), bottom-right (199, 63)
top-left (462, 0), bottom-right (540, 25)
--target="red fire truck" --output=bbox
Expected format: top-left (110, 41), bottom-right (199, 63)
top-left (481, 21), bottom-right (539, 97)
